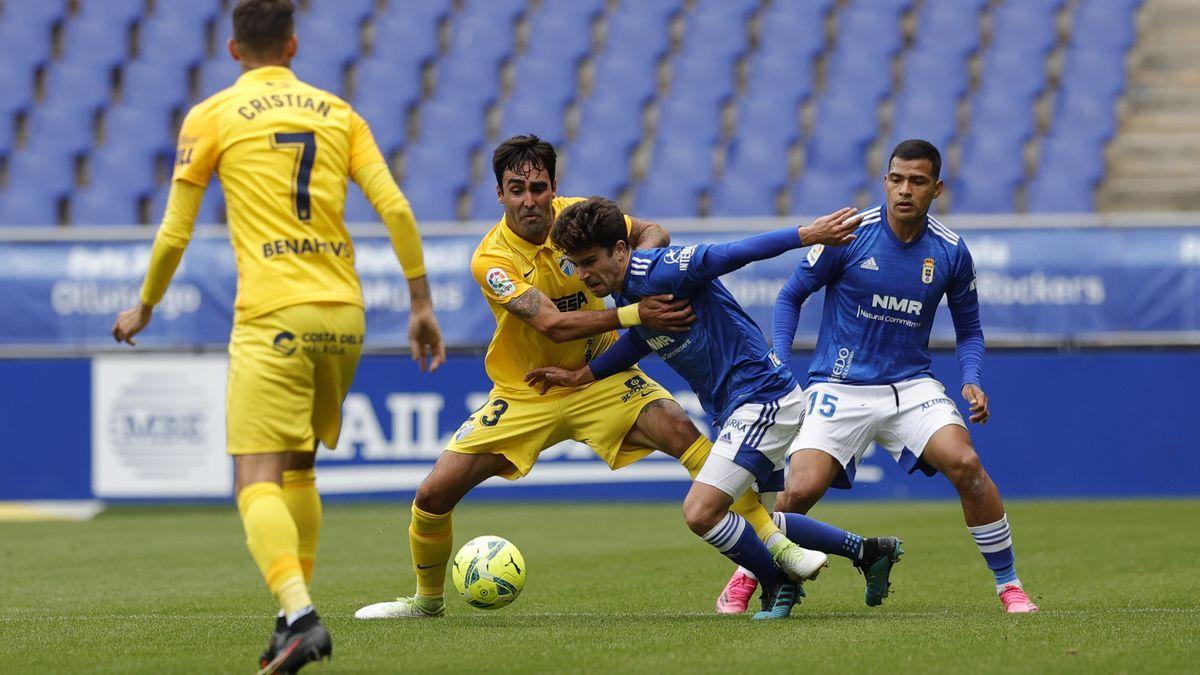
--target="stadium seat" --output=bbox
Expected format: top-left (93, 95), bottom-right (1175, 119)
top-left (415, 100), bottom-right (486, 151)
top-left (643, 139), bottom-right (715, 193)
top-left (40, 62), bottom-right (114, 111)
top-left (789, 173), bottom-right (862, 215)
top-left (0, 191), bottom-right (59, 226)
top-left (24, 104), bottom-right (96, 157)
top-left (1051, 91), bottom-right (1118, 142)
top-left (1, 0), bottom-right (69, 32)
top-left (58, 19), bottom-right (131, 68)
top-left (602, 7), bottom-right (673, 62)
top-left (575, 94), bottom-right (646, 152)
top-left (294, 14), bottom-right (362, 68)
top-left (138, 17), bottom-right (209, 69)
top-left (498, 97), bottom-right (568, 148)
top-left (120, 61), bottom-right (190, 115)
top-left (0, 111), bottom-right (13, 157)
top-left (669, 53), bottom-right (738, 107)
top-left (742, 52), bottom-right (816, 110)
top-left (559, 136), bottom-right (631, 199)
top-left (447, 13), bottom-right (517, 67)
top-left (757, 14), bottom-right (828, 65)
top-left (1071, 0), bottom-right (1140, 53)
top-left (656, 97), bottom-right (723, 148)
top-left (723, 136), bottom-right (792, 191)
top-left (5, 149), bottom-right (78, 202)
top-left (809, 95), bottom-right (879, 149)
top-left (709, 173), bottom-right (781, 218)
top-left (952, 168), bottom-right (1020, 214)
top-left (153, 0), bottom-right (222, 24)
top-left (354, 57), bottom-right (424, 111)
top-left (402, 172), bottom-right (461, 222)
top-left (290, 52), bottom-right (346, 95)
top-left (734, 96), bottom-right (802, 147)
top-left (539, 0), bottom-right (607, 20)
top-left (466, 179), bottom-right (503, 221)
top-left (590, 52), bottom-right (659, 108)
top-left (0, 63), bottom-right (35, 118)
top-left (805, 133), bottom-right (871, 178)
top-left (633, 174), bottom-right (702, 219)
top-left (344, 184), bottom-right (378, 224)
top-left (1059, 48), bottom-right (1129, 100)
top-left (899, 50), bottom-right (970, 102)
top-left (967, 90), bottom-right (1036, 144)
top-left (1036, 133), bottom-right (1106, 187)
top-left (196, 59), bottom-right (242, 98)
top-left (71, 185), bottom-right (142, 226)
top-left (977, 49), bottom-right (1047, 101)
top-left (888, 91), bottom-right (960, 152)
top-left (86, 147), bottom-right (158, 199)
top-left (355, 99), bottom-right (408, 156)
top-left (507, 57), bottom-right (578, 111)
top-left (957, 133), bottom-right (1027, 187)
top-left (0, 20), bottom-right (54, 74)
top-left (306, 0), bottom-right (376, 26)
top-left (428, 55), bottom-right (504, 110)
top-left (460, 0), bottom-right (527, 23)
top-left (371, 11), bottom-right (443, 67)
top-left (75, 0), bottom-right (145, 26)
top-left (102, 104), bottom-right (173, 156)
top-left (822, 47), bottom-right (895, 103)
top-left (989, 2), bottom-right (1059, 55)
top-left (1026, 173), bottom-right (1094, 213)
top-left (680, 11), bottom-right (750, 63)
top-left (912, 5), bottom-right (983, 58)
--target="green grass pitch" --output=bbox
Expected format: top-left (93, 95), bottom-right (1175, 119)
top-left (3, 499), bottom-right (1198, 673)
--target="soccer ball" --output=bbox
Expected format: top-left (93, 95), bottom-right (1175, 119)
top-left (451, 535), bottom-right (526, 610)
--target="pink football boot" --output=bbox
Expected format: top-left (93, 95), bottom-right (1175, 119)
top-left (716, 569), bottom-right (759, 614)
top-left (998, 583), bottom-right (1039, 613)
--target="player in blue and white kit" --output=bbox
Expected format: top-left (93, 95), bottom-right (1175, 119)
top-left (527, 197), bottom-right (902, 618)
top-left (769, 140), bottom-right (1038, 613)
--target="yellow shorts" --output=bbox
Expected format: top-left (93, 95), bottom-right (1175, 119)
top-left (226, 302), bottom-right (365, 455)
top-left (447, 369), bottom-right (675, 479)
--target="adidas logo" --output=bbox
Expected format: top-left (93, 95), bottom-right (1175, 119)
top-left (860, 257), bottom-right (880, 271)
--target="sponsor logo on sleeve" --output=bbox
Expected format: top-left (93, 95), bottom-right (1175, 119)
top-left (676, 245), bottom-right (697, 270)
top-left (485, 268), bottom-right (516, 298)
top-left (807, 244), bottom-right (825, 266)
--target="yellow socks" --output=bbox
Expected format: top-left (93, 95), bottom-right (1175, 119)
top-left (679, 435), bottom-right (783, 543)
top-left (237, 481), bottom-right (312, 617)
top-left (282, 469), bottom-right (322, 585)
top-left (409, 503), bottom-right (453, 599)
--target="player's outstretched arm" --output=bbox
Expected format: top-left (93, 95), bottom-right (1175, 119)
top-left (502, 288), bottom-right (694, 343)
top-left (112, 180), bottom-right (204, 345)
top-left (525, 330), bottom-right (652, 393)
top-left (694, 207), bottom-right (863, 281)
top-left (628, 216), bottom-right (670, 249)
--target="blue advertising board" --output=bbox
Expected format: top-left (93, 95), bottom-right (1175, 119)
top-left (1, 226), bottom-right (1198, 349)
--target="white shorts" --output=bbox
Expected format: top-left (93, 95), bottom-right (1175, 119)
top-left (788, 378), bottom-right (966, 488)
top-left (696, 385), bottom-right (805, 498)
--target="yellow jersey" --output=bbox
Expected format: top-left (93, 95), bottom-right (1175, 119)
top-left (470, 197), bottom-right (632, 398)
top-left (172, 65), bottom-right (384, 321)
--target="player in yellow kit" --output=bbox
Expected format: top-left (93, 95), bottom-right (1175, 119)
top-left (355, 136), bottom-right (825, 622)
top-left (110, 1), bottom-right (443, 672)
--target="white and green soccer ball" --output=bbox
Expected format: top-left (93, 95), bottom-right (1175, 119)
top-left (451, 535), bottom-right (526, 610)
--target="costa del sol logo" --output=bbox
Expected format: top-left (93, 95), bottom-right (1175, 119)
top-left (273, 331), bottom-right (297, 356)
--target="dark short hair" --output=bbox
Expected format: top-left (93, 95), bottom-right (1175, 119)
top-left (232, 0), bottom-right (295, 57)
top-left (492, 135), bottom-right (557, 186)
top-left (888, 139), bottom-right (942, 180)
top-left (551, 197), bottom-right (629, 256)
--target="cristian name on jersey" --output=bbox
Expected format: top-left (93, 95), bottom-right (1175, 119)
top-left (617, 244), bottom-right (795, 426)
top-left (775, 205), bottom-right (984, 387)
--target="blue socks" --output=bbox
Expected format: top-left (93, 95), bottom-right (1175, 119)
top-left (968, 514), bottom-right (1020, 588)
top-left (772, 512), bottom-right (864, 560)
top-left (702, 513), bottom-right (786, 589)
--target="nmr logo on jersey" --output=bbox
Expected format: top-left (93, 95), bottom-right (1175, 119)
top-left (871, 294), bottom-right (924, 315)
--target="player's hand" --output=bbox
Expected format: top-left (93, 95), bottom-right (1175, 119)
top-left (961, 383), bottom-right (990, 424)
top-left (112, 303), bottom-right (154, 346)
top-left (797, 207), bottom-right (863, 247)
top-left (408, 307), bottom-right (446, 373)
top-left (639, 294), bottom-right (695, 333)
top-left (525, 366), bottom-right (593, 394)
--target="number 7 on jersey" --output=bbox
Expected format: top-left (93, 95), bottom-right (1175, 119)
top-left (271, 131), bottom-right (316, 222)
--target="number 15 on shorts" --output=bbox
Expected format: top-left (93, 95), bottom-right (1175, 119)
top-left (808, 392), bottom-right (838, 418)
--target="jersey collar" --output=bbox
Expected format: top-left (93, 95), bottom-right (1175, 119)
top-left (879, 205), bottom-right (929, 250)
top-left (235, 65), bottom-right (297, 85)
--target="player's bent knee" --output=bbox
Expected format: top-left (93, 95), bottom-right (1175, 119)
top-left (413, 480), bottom-right (456, 515)
top-left (943, 448), bottom-right (984, 485)
top-left (682, 491), bottom-right (723, 536)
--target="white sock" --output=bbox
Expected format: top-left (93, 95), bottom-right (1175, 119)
top-left (286, 604), bottom-right (314, 626)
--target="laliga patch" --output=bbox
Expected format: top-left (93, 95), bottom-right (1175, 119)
top-left (486, 268), bottom-right (516, 297)
top-left (807, 244), bottom-right (825, 266)
top-left (922, 257), bottom-right (935, 284)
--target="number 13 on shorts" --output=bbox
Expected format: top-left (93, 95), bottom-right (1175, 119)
top-left (808, 391), bottom-right (838, 418)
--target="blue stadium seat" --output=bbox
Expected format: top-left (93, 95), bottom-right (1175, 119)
top-left (977, 49), bottom-right (1047, 101)
top-left (71, 185), bottom-right (142, 226)
top-left (371, 11), bottom-right (442, 67)
top-left (657, 97), bottom-right (723, 148)
top-left (0, 63), bottom-right (35, 117)
top-left (138, 17), bottom-right (209, 69)
top-left (952, 168), bottom-right (1019, 214)
top-left (40, 62), bottom-right (113, 111)
top-left (76, 0), bottom-right (145, 26)
top-left (354, 57), bottom-right (424, 112)
top-left (805, 133), bottom-right (870, 179)
top-left (681, 10), bottom-right (750, 63)
top-left (835, 8), bottom-right (904, 56)
top-left (790, 173), bottom-right (861, 215)
top-left (196, 59), bottom-right (241, 98)
top-left (709, 173), bottom-right (780, 218)
top-left (103, 104), bottom-right (173, 156)
top-left (757, 13), bottom-right (828, 65)
top-left (989, 2), bottom-right (1059, 55)
top-left (1072, 0), bottom-right (1139, 52)
top-left (58, 18), bottom-right (131, 68)
top-left (402, 172), bottom-right (461, 222)
top-left (559, 136), bottom-right (631, 199)
top-left (692, 0), bottom-right (758, 20)
top-left (742, 52), bottom-right (816, 109)
top-left (24, 104), bottom-right (95, 156)
top-left (900, 50), bottom-right (969, 101)
top-left (2, 0), bottom-right (69, 32)
top-left (538, 0), bottom-right (606, 21)
top-left (447, 13), bottom-right (517, 66)
top-left (294, 14), bottom-right (362, 67)
top-left (415, 100), bottom-right (486, 151)
top-left (507, 56), bottom-right (578, 111)
top-left (643, 140), bottom-right (715, 193)
top-left (306, 0), bottom-right (376, 25)
top-left (354, 99), bottom-right (408, 156)
top-left (1026, 173), bottom-right (1094, 213)
top-left (889, 90), bottom-right (959, 152)
top-left (5, 149), bottom-right (77, 202)
top-left (810, 95), bottom-right (879, 148)
top-left (0, 21), bottom-right (54, 73)
top-left (1051, 91), bottom-right (1118, 142)
top-left (467, 179), bottom-right (503, 221)
top-left (149, 181), bottom-right (225, 224)
top-left (1037, 133), bottom-right (1106, 187)
top-left (403, 142), bottom-right (472, 195)
top-left (428, 55), bottom-right (503, 110)
top-left (633, 174), bottom-right (702, 219)
top-left (87, 147), bottom-right (157, 199)
top-left (822, 48), bottom-right (895, 103)
top-left (153, 0), bottom-right (222, 24)
top-left (724, 136), bottom-right (791, 191)
top-left (290, 52), bottom-right (346, 95)
top-left (590, 52), bottom-right (659, 106)
top-left (912, 3), bottom-right (983, 58)
top-left (734, 96), bottom-right (802, 147)
top-left (957, 133), bottom-right (1027, 186)
top-left (0, 191), bottom-right (59, 226)
top-left (575, 93), bottom-right (645, 151)
top-left (1059, 47), bottom-right (1128, 100)
top-left (0, 111), bottom-right (14, 157)
top-left (602, 6), bottom-right (673, 62)
top-left (498, 97), bottom-right (568, 148)
top-left (121, 61), bottom-right (190, 115)
top-left (967, 90), bottom-right (1036, 144)
top-left (460, 0), bottom-right (527, 23)
top-left (669, 53), bottom-right (738, 107)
